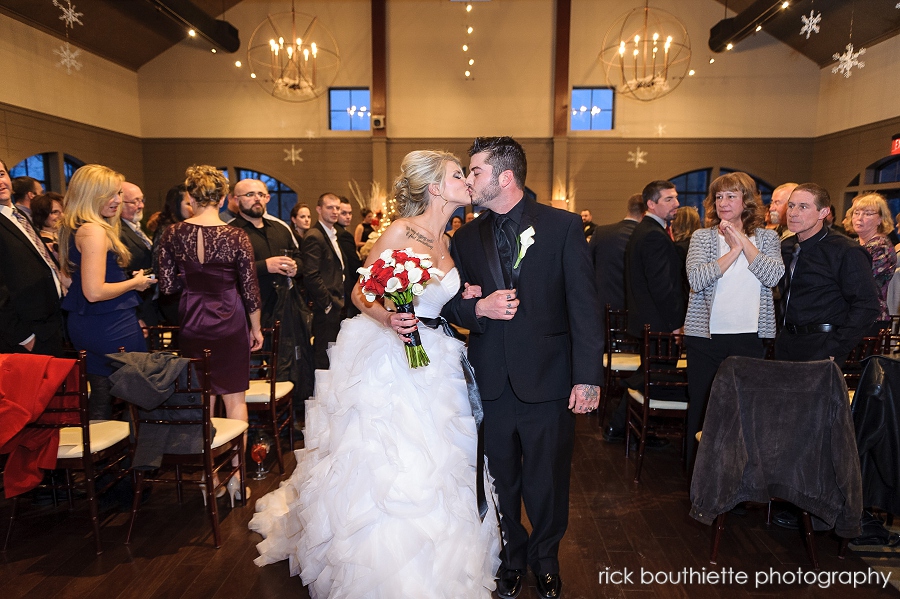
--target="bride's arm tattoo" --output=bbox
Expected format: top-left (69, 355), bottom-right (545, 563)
top-left (405, 226), bottom-right (433, 249)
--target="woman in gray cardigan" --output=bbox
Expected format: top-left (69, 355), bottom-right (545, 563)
top-left (683, 172), bottom-right (785, 466)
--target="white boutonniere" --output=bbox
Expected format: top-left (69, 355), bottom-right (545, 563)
top-left (513, 226), bottom-right (535, 269)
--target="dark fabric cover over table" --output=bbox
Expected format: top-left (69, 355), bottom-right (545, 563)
top-left (690, 356), bottom-right (862, 538)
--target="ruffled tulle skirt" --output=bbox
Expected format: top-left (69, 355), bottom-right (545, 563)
top-left (249, 314), bottom-right (500, 598)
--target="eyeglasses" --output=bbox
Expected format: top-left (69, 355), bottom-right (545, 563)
top-left (237, 192), bottom-right (270, 200)
top-left (122, 199), bottom-right (144, 206)
top-left (856, 211), bottom-right (879, 217)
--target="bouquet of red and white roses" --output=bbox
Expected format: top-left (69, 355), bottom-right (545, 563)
top-left (358, 248), bottom-right (444, 368)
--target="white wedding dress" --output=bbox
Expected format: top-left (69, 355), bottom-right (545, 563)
top-left (249, 267), bottom-right (501, 598)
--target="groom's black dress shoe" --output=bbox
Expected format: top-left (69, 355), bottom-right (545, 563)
top-left (496, 568), bottom-right (524, 598)
top-left (535, 572), bottom-right (562, 599)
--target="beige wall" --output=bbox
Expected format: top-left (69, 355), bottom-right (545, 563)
top-left (141, 137), bottom-right (373, 214)
top-left (0, 101), bottom-right (144, 191)
top-left (0, 13), bottom-right (141, 137)
top-left (816, 35), bottom-right (900, 137)
top-left (138, 0), bottom-right (372, 139)
top-left (387, 0), bottom-right (554, 138)
top-left (812, 115), bottom-right (900, 213)
top-left (570, 0), bottom-right (821, 139)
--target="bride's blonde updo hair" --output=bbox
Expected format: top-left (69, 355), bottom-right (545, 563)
top-left (184, 165), bottom-right (229, 207)
top-left (393, 150), bottom-right (461, 218)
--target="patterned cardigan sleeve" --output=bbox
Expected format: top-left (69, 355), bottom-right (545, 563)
top-left (686, 228), bottom-right (721, 293)
top-left (746, 228), bottom-right (785, 287)
top-left (687, 227), bottom-right (784, 292)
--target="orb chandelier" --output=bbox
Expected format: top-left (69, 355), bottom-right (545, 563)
top-left (599, 1), bottom-right (691, 102)
top-left (246, 1), bottom-right (341, 103)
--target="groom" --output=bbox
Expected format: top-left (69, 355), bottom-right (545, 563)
top-left (444, 137), bottom-right (603, 599)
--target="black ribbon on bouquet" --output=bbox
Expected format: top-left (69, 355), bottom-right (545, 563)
top-left (395, 303), bottom-right (425, 350)
top-left (419, 316), bottom-right (488, 521)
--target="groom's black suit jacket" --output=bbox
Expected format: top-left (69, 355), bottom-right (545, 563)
top-left (443, 199), bottom-right (603, 402)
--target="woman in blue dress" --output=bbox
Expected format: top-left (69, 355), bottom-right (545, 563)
top-left (59, 164), bottom-right (157, 420)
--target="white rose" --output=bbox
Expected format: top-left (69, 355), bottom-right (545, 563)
top-left (411, 282), bottom-right (425, 296)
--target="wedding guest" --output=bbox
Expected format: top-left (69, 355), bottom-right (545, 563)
top-left (153, 184), bottom-right (193, 324)
top-left (445, 214), bottom-right (463, 239)
top-left (157, 165), bottom-right (263, 502)
top-left (59, 165), bottom-right (155, 419)
top-left (672, 205), bottom-right (701, 306)
top-left (290, 202), bottom-right (312, 241)
top-left (354, 208), bottom-right (374, 250)
top-left (31, 192), bottom-right (65, 265)
top-left (0, 159), bottom-right (65, 356)
top-left (683, 172), bottom-right (784, 467)
top-left (845, 193), bottom-right (897, 333)
top-left (12, 176), bottom-right (42, 221)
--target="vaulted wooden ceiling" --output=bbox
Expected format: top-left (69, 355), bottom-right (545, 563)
top-left (0, 0), bottom-right (242, 70)
top-left (712, 0), bottom-right (900, 67)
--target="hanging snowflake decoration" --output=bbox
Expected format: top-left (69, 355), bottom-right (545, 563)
top-left (831, 43), bottom-right (865, 78)
top-left (627, 147), bottom-right (647, 169)
top-left (54, 42), bottom-right (82, 74)
top-left (52, 0), bottom-right (83, 29)
top-left (800, 10), bottom-right (821, 39)
top-left (655, 124), bottom-right (667, 138)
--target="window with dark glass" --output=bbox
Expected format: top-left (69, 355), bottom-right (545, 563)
top-left (669, 169), bottom-right (711, 220)
top-left (63, 154), bottom-right (85, 185)
top-left (234, 168), bottom-right (297, 222)
top-left (10, 154), bottom-right (51, 189)
top-left (570, 87), bottom-right (614, 131)
top-left (329, 88), bottom-right (371, 131)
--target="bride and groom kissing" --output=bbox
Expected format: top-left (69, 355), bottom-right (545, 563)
top-left (250, 136), bottom-right (604, 599)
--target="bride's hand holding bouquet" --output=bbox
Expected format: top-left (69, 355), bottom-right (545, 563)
top-left (358, 248), bottom-right (443, 368)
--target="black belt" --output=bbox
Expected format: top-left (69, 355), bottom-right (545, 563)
top-left (784, 323), bottom-right (834, 334)
top-left (419, 316), bottom-right (487, 521)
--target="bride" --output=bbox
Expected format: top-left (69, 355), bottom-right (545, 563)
top-left (249, 150), bottom-right (501, 598)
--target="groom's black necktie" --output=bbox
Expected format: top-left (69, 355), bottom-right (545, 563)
top-left (494, 214), bottom-right (516, 289)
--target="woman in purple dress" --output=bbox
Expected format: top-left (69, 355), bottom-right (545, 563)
top-left (157, 165), bottom-right (263, 500)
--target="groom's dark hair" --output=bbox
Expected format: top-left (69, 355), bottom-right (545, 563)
top-left (468, 137), bottom-right (527, 189)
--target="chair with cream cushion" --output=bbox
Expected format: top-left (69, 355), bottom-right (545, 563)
top-left (125, 350), bottom-right (247, 549)
top-left (3, 352), bottom-right (132, 555)
top-left (625, 325), bottom-right (689, 483)
top-left (599, 305), bottom-right (642, 426)
top-left (246, 321), bottom-right (295, 474)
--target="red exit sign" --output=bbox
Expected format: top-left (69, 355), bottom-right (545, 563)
top-left (893, 134), bottom-right (900, 156)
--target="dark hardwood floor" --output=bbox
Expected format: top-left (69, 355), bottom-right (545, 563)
top-left (2, 408), bottom-right (898, 598)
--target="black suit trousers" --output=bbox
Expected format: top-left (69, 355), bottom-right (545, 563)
top-left (684, 333), bottom-right (764, 467)
top-left (311, 307), bottom-right (342, 370)
top-left (483, 378), bottom-right (575, 575)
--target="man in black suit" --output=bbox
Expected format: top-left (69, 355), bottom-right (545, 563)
top-left (301, 193), bottom-right (346, 369)
top-left (624, 180), bottom-right (685, 338)
top-left (0, 158), bottom-right (64, 356)
top-left (119, 182), bottom-right (158, 327)
top-left (12, 176), bottom-right (43, 222)
top-left (336, 198), bottom-right (362, 318)
top-left (604, 181), bottom-right (684, 443)
top-left (444, 137), bottom-right (603, 599)
top-left (589, 193), bottom-right (644, 312)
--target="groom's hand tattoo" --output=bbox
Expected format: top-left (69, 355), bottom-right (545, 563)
top-left (576, 384), bottom-right (599, 402)
top-left (405, 226), bottom-right (433, 249)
